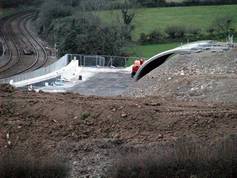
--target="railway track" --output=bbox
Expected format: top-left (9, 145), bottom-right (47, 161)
top-left (21, 14), bottom-right (48, 70)
top-left (0, 13), bottom-right (21, 73)
top-left (0, 11), bottom-right (48, 79)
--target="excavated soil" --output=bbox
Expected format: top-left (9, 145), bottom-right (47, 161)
top-left (125, 48), bottom-right (237, 103)
top-left (0, 86), bottom-right (237, 177)
top-left (0, 47), bottom-right (237, 177)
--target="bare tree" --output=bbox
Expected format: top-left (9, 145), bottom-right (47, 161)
top-left (121, 1), bottom-right (135, 25)
top-left (213, 16), bottom-right (235, 37)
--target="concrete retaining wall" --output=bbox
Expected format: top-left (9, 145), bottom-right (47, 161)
top-left (0, 54), bottom-right (69, 84)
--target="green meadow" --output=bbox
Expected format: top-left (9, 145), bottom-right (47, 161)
top-left (97, 5), bottom-right (237, 57)
top-left (128, 42), bottom-right (180, 58)
top-left (98, 5), bottom-right (237, 40)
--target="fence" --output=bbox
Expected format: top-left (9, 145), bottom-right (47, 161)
top-left (68, 54), bottom-right (141, 67)
top-left (0, 54), bottom-right (144, 84)
top-left (0, 54), bottom-right (69, 84)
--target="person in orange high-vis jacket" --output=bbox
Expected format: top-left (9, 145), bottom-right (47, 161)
top-left (131, 60), bottom-right (141, 78)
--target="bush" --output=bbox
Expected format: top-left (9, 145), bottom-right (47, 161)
top-left (139, 29), bottom-right (164, 44)
top-left (208, 134), bottom-right (237, 178)
top-left (139, 33), bottom-right (147, 44)
top-left (80, 112), bottom-right (91, 120)
top-left (185, 27), bottom-right (202, 41)
top-left (137, 0), bottom-right (237, 8)
top-left (38, 0), bottom-right (72, 35)
top-left (205, 16), bottom-right (236, 40)
top-left (148, 30), bottom-right (164, 43)
top-left (106, 135), bottom-right (237, 178)
top-left (0, 151), bottom-right (70, 178)
top-left (0, 0), bottom-right (35, 8)
top-left (57, 14), bottom-right (131, 56)
top-left (212, 16), bottom-right (235, 38)
top-left (37, 0), bottom-right (133, 56)
top-left (165, 25), bottom-right (186, 40)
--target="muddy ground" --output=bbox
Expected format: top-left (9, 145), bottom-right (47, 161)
top-left (0, 84), bottom-right (237, 177)
top-left (0, 48), bottom-right (237, 177)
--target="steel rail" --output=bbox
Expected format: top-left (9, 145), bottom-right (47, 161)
top-left (23, 13), bottom-right (48, 70)
top-left (0, 13), bottom-right (20, 72)
top-left (0, 11), bottom-right (48, 79)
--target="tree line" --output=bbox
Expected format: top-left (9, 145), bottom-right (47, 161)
top-left (1, 0), bottom-right (237, 9)
top-left (36, 0), bottom-right (135, 56)
top-left (139, 16), bottom-right (236, 44)
top-left (136, 0), bottom-right (237, 8)
top-left (0, 0), bottom-right (41, 8)
top-left (2, 0), bottom-right (236, 57)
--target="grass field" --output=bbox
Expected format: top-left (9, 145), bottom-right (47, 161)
top-left (126, 43), bottom-right (180, 66)
top-left (98, 5), bottom-right (237, 40)
top-left (125, 42), bottom-right (179, 66)
top-left (128, 42), bottom-right (180, 58)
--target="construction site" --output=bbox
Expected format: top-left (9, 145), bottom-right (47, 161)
top-left (0, 8), bottom-right (237, 178)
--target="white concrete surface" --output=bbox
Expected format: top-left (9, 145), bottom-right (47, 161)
top-left (34, 66), bottom-right (132, 93)
top-left (12, 59), bottom-right (78, 88)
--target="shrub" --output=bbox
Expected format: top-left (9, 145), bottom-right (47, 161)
top-left (139, 33), bottom-right (147, 44)
top-left (165, 25), bottom-right (186, 39)
top-left (208, 134), bottom-right (237, 178)
top-left (106, 135), bottom-right (237, 178)
top-left (207, 27), bottom-right (216, 38)
top-left (212, 16), bottom-right (235, 38)
top-left (0, 0), bottom-right (34, 8)
top-left (0, 151), bottom-right (70, 178)
top-left (80, 112), bottom-right (91, 120)
top-left (185, 27), bottom-right (202, 41)
top-left (137, 0), bottom-right (237, 8)
top-left (57, 14), bottom-right (131, 56)
top-left (149, 30), bottom-right (164, 43)
top-left (139, 29), bottom-right (164, 44)
top-left (38, 0), bottom-right (72, 34)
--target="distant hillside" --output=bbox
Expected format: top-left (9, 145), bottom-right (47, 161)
top-left (98, 5), bottom-right (237, 40)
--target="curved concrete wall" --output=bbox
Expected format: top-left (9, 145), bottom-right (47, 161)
top-left (135, 41), bottom-right (217, 81)
top-left (135, 50), bottom-right (175, 81)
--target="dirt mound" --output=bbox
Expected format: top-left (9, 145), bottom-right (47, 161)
top-left (0, 48), bottom-right (236, 177)
top-left (0, 89), bottom-right (236, 177)
top-left (125, 48), bottom-right (237, 103)
top-left (0, 84), bottom-right (15, 93)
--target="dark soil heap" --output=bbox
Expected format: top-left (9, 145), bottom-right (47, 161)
top-left (0, 88), bottom-right (237, 177)
top-left (0, 42), bottom-right (237, 178)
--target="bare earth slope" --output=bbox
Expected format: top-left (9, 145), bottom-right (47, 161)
top-left (0, 45), bottom-right (237, 177)
top-left (0, 86), bottom-right (237, 177)
top-left (125, 48), bottom-right (237, 103)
